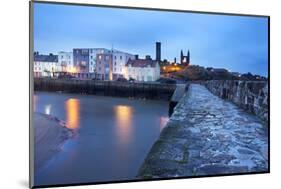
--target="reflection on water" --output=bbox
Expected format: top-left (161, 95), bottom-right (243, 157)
top-left (65, 99), bottom-right (80, 129)
top-left (114, 105), bottom-right (133, 145)
top-left (45, 105), bottom-right (52, 115)
top-left (33, 92), bottom-right (169, 185)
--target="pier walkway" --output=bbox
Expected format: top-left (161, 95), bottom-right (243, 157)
top-left (139, 84), bottom-right (268, 178)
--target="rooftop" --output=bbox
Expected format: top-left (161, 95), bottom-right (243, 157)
top-left (34, 53), bottom-right (58, 62)
top-left (126, 58), bottom-right (158, 68)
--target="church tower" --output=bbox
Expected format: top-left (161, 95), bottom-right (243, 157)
top-left (180, 50), bottom-right (184, 64)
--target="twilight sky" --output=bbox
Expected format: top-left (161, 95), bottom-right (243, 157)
top-left (34, 2), bottom-right (269, 76)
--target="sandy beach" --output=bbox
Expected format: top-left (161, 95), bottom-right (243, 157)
top-left (33, 112), bottom-right (73, 170)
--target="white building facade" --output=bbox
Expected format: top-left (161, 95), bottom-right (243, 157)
top-left (58, 51), bottom-right (73, 72)
top-left (34, 52), bottom-right (60, 78)
top-left (112, 50), bottom-right (135, 80)
top-left (124, 58), bottom-right (160, 82)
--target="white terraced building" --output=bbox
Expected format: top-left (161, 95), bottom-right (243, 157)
top-left (58, 51), bottom-right (73, 73)
top-left (33, 52), bottom-right (60, 78)
top-left (124, 56), bottom-right (160, 82)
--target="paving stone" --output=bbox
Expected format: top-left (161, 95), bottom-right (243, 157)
top-left (138, 84), bottom-right (268, 178)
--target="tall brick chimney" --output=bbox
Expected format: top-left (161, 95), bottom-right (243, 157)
top-left (156, 42), bottom-right (161, 62)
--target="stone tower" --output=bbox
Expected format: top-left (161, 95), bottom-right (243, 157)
top-left (156, 42), bottom-right (161, 62)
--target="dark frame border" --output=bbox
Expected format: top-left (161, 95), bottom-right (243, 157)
top-left (29, 1), bottom-right (270, 188)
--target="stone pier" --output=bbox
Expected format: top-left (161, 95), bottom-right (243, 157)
top-left (138, 84), bottom-right (268, 179)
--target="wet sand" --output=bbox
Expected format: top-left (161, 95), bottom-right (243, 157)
top-left (33, 112), bottom-right (73, 170)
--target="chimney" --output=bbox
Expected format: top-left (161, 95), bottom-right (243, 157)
top-left (156, 42), bottom-right (161, 62)
top-left (145, 55), bottom-right (151, 60)
top-left (135, 54), bottom-right (139, 60)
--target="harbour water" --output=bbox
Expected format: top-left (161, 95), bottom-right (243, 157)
top-left (33, 92), bottom-right (169, 186)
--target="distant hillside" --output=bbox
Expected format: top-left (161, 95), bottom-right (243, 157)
top-left (171, 65), bottom-right (266, 81)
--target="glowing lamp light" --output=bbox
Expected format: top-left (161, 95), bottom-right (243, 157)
top-left (67, 67), bottom-right (77, 73)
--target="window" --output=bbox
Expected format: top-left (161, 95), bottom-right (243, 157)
top-left (114, 62), bottom-right (116, 66)
top-left (120, 56), bottom-right (122, 60)
top-left (82, 49), bottom-right (88, 54)
top-left (114, 56), bottom-right (116, 59)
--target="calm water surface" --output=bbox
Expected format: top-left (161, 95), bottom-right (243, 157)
top-left (34, 92), bottom-right (169, 186)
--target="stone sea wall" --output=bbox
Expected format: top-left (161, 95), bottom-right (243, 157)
top-left (204, 80), bottom-right (268, 122)
top-left (138, 84), bottom-right (268, 179)
top-left (34, 78), bottom-right (176, 100)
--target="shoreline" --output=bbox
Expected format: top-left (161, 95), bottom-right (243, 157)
top-left (33, 112), bottom-right (74, 171)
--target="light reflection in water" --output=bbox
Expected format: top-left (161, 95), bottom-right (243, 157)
top-left (45, 105), bottom-right (52, 115)
top-left (65, 98), bottom-right (80, 129)
top-left (114, 105), bottom-right (133, 145)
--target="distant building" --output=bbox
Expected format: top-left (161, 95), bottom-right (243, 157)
top-left (124, 55), bottom-right (160, 82)
top-left (95, 53), bottom-right (113, 80)
top-left (73, 48), bottom-right (111, 79)
top-left (211, 68), bottom-right (228, 73)
top-left (89, 48), bottom-right (111, 74)
top-left (73, 48), bottom-right (91, 78)
top-left (58, 51), bottom-right (73, 73)
top-left (34, 52), bottom-right (59, 77)
top-left (180, 50), bottom-right (190, 65)
top-left (111, 50), bottom-right (135, 80)
top-left (230, 72), bottom-right (241, 77)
